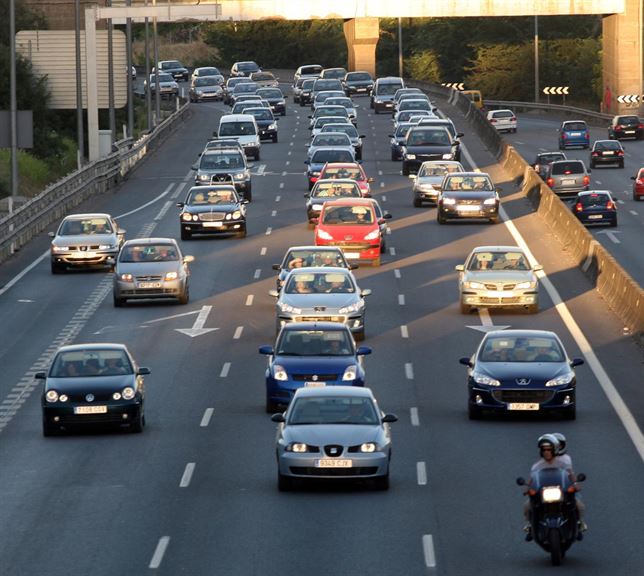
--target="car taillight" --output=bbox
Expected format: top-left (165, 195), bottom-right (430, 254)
top-left (563, 133), bottom-right (568, 139)
top-left (583, 175), bottom-right (590, 186)
top-left (606, 200), bottom-right (615, 209)
top-left (511, 117), bottom-right (516, 122)
top-left (575, 202), bottom-right (583, 212)
top-left (617, 150), bottom-right (624, 156)
top-left (615, 125), bottom-right (622, 131)
top-left (490, 119), bottom-right (497, 123)
top-left (591, 152), bottom-right (599, 156)
top-left (639, 123), bottom-right (644, 129)
top-left (638, 179), bottom-right (644, 185)
top-left (546, 178), bottom-right (554, 187)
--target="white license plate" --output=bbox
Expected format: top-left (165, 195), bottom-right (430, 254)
top-left (305, 381), bottom-right (326, 387)
top-left (570, 132), bottom-right (581, 136)
top-left (588, 214), bottom-right (603, 219)
top-left (137, 282), bottom-right (162, 289)
top-left (507, 403), bottom-right (540, 411)
top-left (456, 205), bottom-right (480, 212)
top-left (561, 179), bottom-right (576, 185)
top-left (343, 252), bottom-right (360, 259)
top-left (202, 221), bottom-right (223, 228)
top-left (75, 405), bottom-right (107, 414)
top-left (357, 88), bottom-right (366, 92)
top-left (316, 459), bottom-right (352, 468)
top-left (385, 102), bottom-right (393, 107)
top-left (603, 151), bottom-right (614, 155)
top-left (486, 290), bottom-right (515, 297)
top-left (73, 251), bottom-right (97, 259)
top-left (625, 130), bottom-right (635, 134)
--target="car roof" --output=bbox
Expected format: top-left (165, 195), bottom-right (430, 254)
top-left (286, 245), bottom-right (344, 252)
top-left (293, 386), bottom-right (374, 399)
top-left (320, 198), bottom-right (375, 208)
top-left (122, 237), bottom-right (178, 247)
top-left (63, 212), bottom-right (112, 220)
top-left (470, 245), bottom-right (525, 253)
top-left (219, 114), bottom-right (256, 121)
top-left (323, 162), bottom-right (362, 168)
top-left (55, 343), bottom-right (128, 353)
top-left (286, 266), bottom-right (352, 275)
top-left (577, 190), bottom-right (612, 196)
top-left (483, 329), bottom-right (558, 339)
top-left (447, 171), bottom-right (491, 177)
top-left (281, 321), bottom-right (352, 331)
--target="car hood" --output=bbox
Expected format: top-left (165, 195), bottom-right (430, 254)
top-left (273, 355), bottom-right (358, 372)
top-left (52, 233), bottom-right (117, 247)
top-left (46, 374), bottom-right (135, 392)
top-left (184, 203), bottom-right (240, 213)
top-left (476, 362), bottom-right (570, 384)
top-left (463, 270), bottom-right (536, 283)
top-left (282, 424), bottom-right (382, 445)
top-left (116, 261), bottom-right (183, 274)
top-left (405, 144), bottom-right (455, 154)
top-left (280, 293), bottom-right (360, 309)
top-left (442, 191), bottom-right (496, 201)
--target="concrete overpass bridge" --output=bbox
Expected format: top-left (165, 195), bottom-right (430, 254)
top-left (24, 0), bottom-right (642, 160)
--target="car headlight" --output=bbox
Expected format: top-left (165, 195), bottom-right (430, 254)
top-left (316, 229), bottom-right (334, 240)
top-left (286, 442), bottom-right (308, 452)
top-left (545, 373), bottom-right (574, 387)
top-left (273, 364), bottom-right (288, 381)
top-left (196, 91), bottom-right (203, 96)
top-left (268, 123), bottom-right (277, 130)
top-left (121, 387), bottom-right (135, 400)
top-left (405, 153), bottom-right (416, 160)
top-left (442, 153), bottom-right (454, 160)
top-left (364, 229), bottom-right (380, 241)
top-left (52, 245), bottom-right (69, 252)
top-left (541, 486), bottom-right (563, 503)
top-left (339, 300), bottom-right (365, 314)
top-left (119, 273), bottom-right (133, 281)
top-left (242, 142), bottom-right (254, 148)
top-left (234, 172), bottom-right (246, 180)
top-left (515, 281), bottom-right (536, 290)
top-left (277, 100), bottom-right (285, 105)
top-left (472, 372), bottom-right (500, 386)
top-left (165, 272), bottom-right (178, 281)
top-left (311, 204), bottom-right (323, 211)
top-left (181, 212), bottom-right (193, 222)
top-left (342, 365), bottom-right (358, 381)
top-left (198, 174), bottom-right (209, 181)
top-left (278, 303), bottom-right (302, 314)
top-left (483, 198), bottom-right (498, 205)
top-left (442, 197), bottom-right (456, 205)
top-left (45, 390), bottom-right (59, 403)
top-left (464, 281), bottom-right (485, 290)
top-left (98, 244), bottom-right (115, 250)
top-left (231, 210), bottom-right (242, 220)
top-left (310, 171), bottom-right (321, 178)
top-left (360, 443), bottom-right (377, 453)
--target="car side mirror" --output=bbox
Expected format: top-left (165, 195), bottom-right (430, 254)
top-left (304, 160), bottom-right (310, 164)
top-left (367, 177), bottom-right (374, 182)
top-left (457, 132), bottom-right (464, 138)
top-left (271, 413), bottom-right (286, 423)
top-left (117, 229), bottom-right (126, 235)
top-left (137, 367), bottom-right (151, 376)
top-left (532, 264), bottom-right (543, 272)
top-left (191, 163), bottom-right (198, 171)
top-left (48, 232), bottom-right (55, 238)
top-left (382, 413), bottom-right (398, 423)
top-left (360, 135), bottom-right (366, 138)
top-left (258, 345), bottom-right (274, 355)
top-left (495, 187), bottom-right (502, 193)
top-left (272, 264), bottom-right (281, 270)
top-left (383, 213), bottom-right (392, 220)
top-left (388, 134), bottom-right (394, 138)
top-left (183, 255), bottom-right (195, 264)
top-left (268, 289), bottom-right (279, 297)
top-left (212, 130), bottom-right (218, 138)
top-left (454, 264), bottom-right (464, 272)
top-left (409, 174), bottom-right (417, 180)
top-left (349, 263), bottom-right (359, 270)
top-left (576, 473), bottom-right (586, 482)
top-left (459, 357), bottom-right (473, 367)
top-left (631, 176), bottom-right (636, 181)
top-left (176, 202), bottom-right (185, 208)
top-left (361, 288), bottom-right (372, 297)
top-left (35, 372), bottom-right (46, 380)
top-left (571, 358), bottom-right (584, 367)
top-left (356, 346), bottom-right (372, 356)
top-left (241, 199), bottom-right (249, 205)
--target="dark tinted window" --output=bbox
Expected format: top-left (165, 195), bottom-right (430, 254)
top-left (551, 161), bottom-right (585, 175)
top-left (312, 149), bottom-right (354, 163)
top-left (616, 116), bottom-right (639, 125)
top-left (578, 193), bottom-right (610, 207)
top-left (595, 140), bottom-right (621, 150)
top-left (346, 72), bottom-right (371, 81)
top-left (300, 65), bottom-right (323, 76)
top-left (563, 121), bottom-right (587, 131)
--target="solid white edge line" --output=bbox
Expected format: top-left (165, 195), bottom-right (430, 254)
top-left (422, 534), bottom-right (437, 568)
top-left (179, 462), bottom-right (196, 488)
top-left (417, 461), bottom-right (427, 485)
top-left (461, 138), bottom-right (644, 463)
top-left (149, 536), bottom-right (170, 569)
top-left (410, 407), bottom-right (420, 426)
top-left (200, 408), bottom-right (214, 427)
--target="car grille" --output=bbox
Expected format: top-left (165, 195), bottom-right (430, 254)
top-left (135, 275), bottom-right (163, 281)
top-left (484, 283), bottom-right (517, 291)
top-left (492, 389), bottom-right (555, 403)
top-left (332, 242), bottom-right (371, 251)
top-left (61, 413), bottom-right (132, 425)
top-left (199, 212), bottom-right (225, 222)
top-left (120, 288), bottom-right (177, 296)
top-left (294, 316), bottom-right (346, 323)
top-left (292, 374), bottom-right (339, 381)
top-left (68, 244), bottom-right (102, 251)
top-left (210, 174), bottom-right (234, 184)
top-left (455, 199), bottom-right (482, 205)
top-left (289, 467), bottom-right (379, 477)
top-left (479, 297), bottom-right (522, 304)
top-left (324, 444), bottom-right (344, 457)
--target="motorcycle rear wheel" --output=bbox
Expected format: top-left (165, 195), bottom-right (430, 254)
top-left (548, 528), bottom-right (563, 566)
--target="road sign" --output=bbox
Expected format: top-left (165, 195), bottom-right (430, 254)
top-left (616, 94), bottom-right (641, 104)
top-left (543, 86), bottom-right (569, 95)
top-left (441, 82), bottom-right (465, 90)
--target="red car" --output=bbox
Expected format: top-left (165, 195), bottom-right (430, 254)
top-left (318, 162), bottom-right (374, 197)
top-left (632, 167), bottom-right (644, 201)
top-left (314, 198), bottom-right (383, 266)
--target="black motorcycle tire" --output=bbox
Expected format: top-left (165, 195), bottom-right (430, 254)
top-left (548, 528), bottom-right (563, 566)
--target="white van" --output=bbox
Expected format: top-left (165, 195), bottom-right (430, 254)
top-left (216, 114), bottom-right (261, 160)
top-left (371, 76), bottom-right (405, 114)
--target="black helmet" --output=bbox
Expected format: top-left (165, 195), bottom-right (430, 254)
top-left (551, 432), bottom-right (567, 455)
top-left (537, 433), bottom-right (559, 454)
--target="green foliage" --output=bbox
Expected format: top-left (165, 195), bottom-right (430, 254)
top-left (406, 50), bottom-right (442, 83)
top-left (0, 148), bottom-right (53, 198)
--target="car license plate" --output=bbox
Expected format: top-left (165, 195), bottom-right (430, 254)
top-left (75, 405), bottom-right (107, 414)
top-left (73, 251), bottom-right (97, 259)
top-left (385, 102), bottom-right (393, 107)
top-left (570, 132), bottom-right (581, 136)
top-left (625, 130), bottom-right (635, 134)
top-left (357, 88), bottom-right (366, 92)
top-left (603, 151), bottom-right (614, 155)
top-left (343, 252), bottom-right (360, 259)
top-left (561, 178), bottom-right (576, 185)
top-left (305, 381), bottom-right (326, 387)
top-left (202, 222), bottom-right (223, 228)
top-left (487, 290), bottom-right (515, 297)
top-left (316, 459), bottom-right (352, 468)
top-left (137, 282), bottom-right (162, 289)
top-left (507, 403), bottom-right (539, 411)
top-left (456, 205), bottom-right (480, 212)
top-left (588, 214), bottom-right (603, 219)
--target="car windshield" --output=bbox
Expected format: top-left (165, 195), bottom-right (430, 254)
top-left (197, 67), bottom-right (219, 76)
top-left (285, 272), bottom-right (355, 294)
top-left (314, 80), bottom-right (342, 91)
top-left (238, 62), bottom-right (259, 72)
top-left (276, 330), bottom-right (354, 356)
top-left (120, 243), bottom-right (179, 263)
top-left (312, 134), bottom-right (352, 147)
top-left (316, 106), bottom-right (347, 117)
top-left (443, 175), bottom-right (493, 191)
top-left (252, 73), bottom-right (274, 81)
top-left (302, 79), bottom-right (316, 90)
top-left (322, 205), bottom-right (374, 225)
top-left (50, 349), bottom-right (134, 378)
top-left (323, 69), bottom-right (346, 79)
top-left (479, 335), bottom-right (565, 363)
top-left (288, 397), bottom-right (379, 425)
top-left (311, 149), bottom-right (354, 163)
top-left (247, 109), bottom-right (272, 120)
top-left (234, 83), bottom-right (258, 94)
top-left (407, 129), bottom-right (450, 146)
top-left (312, 181), bottom-right (361, 198)
top-left (322, 124), bottom-right (358, 138)
top-left (227, 78), bottom-right (251, 88)
top-left (400, 100), bottom-right (431, 111)
top-left (161, 61), bottom-right (181, 69)
top-left (200, 153), bottom-right (244, 169)
top-left (219, 122), bottom-right (256, 137)
top-left (301, 66), bottom-right (323, 76)
top-left (258, 89), bottom-right (282, 98)
top-left (283, 249), bottom-right (346, 269)
top-left (187, 188), bottom-right (237, 205)
top-left (378, 83), bottom-right (402, 95)
top-left (467, 251), bottom-right (530, 271)
top-left (195, 77), bottom-right (218, 87)
top-left (60, 217), bottom-right (112, 236)
top-left (418, 163), bottom-right (460, 177)
top-left (154, 74), bottom-right (173, 83)
top-left (551, 162), bottom-right (584, 175)
top-left (323, 166), bottom-right (362, 179)
top-left (347, 72), bottom-right (371, 81)
top-left (563, 122), bottom-right (587, 131)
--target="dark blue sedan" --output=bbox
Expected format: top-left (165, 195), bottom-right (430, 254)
top-left (259, 322), bottom-right (371, 413)
top-left (460, 330), bottom-right (583, 420)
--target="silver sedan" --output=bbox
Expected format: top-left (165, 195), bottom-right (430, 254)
top-left (269, 267), bottom-right (371, 340)
top-left (272, 386), bottom-right (397, 490)
top-left (455, 246), bottom-right (542, 314)
top-left (410, 160), bottom-right (464, 206)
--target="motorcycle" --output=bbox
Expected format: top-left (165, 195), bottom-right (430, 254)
top-left (517, 468), bottom-right (586, 566)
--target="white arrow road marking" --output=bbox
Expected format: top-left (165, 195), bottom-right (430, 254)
top-left (143, 309), bottom-right (199, 324)
top-left (597, 230), bottom-right (621, 244)
top-left (175, 305), bottom-right (219, 337)
top-left (467, 308), bottom-right (510, 332)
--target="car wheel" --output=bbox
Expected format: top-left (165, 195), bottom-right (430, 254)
top-left (460, 302), bottom-right (471, 314)
top-left (255, 151), bottom-right (260, 161)
top-left (374, 473), bottom-right (390, 491)
top-left (181, 228), bottom-right (192, 241)
top-left (610, 218), bottom-right (617, 228)
top-left (380, 239), bottom-right (386, 253)
top-left (266, 397), bottom-right (279, 413)
top-left (272, 135), bottom-right (278, 143)
top-left (619, 161), bottom-right (624, 169)
top-left (113, 294), bottom-right (125, 308)
top-left (590, 161), bottom-right (595, 169)
top-left (375, 107), bottom-right (380, 114)
top-left (413, 197), bottom-right (423, 208)
top-left (278, 473), bottom-right (294, 492)
top-left (245, 187), bottom-right (252, 202)
top-left (391, 151), bottom-right (397, 161)
top-left (130, 411), bottom-right (144, 433)
top-left (558, 143), bottom-right (563, 150)
top-left (51, 261), bottom-right (63, 274)
top-left (489, 216), bottom-right (500, 224)
top-left (402, 164), bottom-right (409, 176)
top-left (437, 213), bottom-right (446, 225)
top-left (356, 151), bottom-right (362, 161)
top-left (468, 405), bottom-right (483, 420)
top-left (178, 285), bottom-right (189, 305)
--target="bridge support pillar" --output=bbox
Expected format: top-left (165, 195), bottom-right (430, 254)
top-left (602, 0), bottom-right (644, 115)
top-left (343, 18), bottom-right (379, 76)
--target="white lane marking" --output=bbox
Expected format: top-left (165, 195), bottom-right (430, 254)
top-left (410, 407), bottom-right (420, 426)
top-left (422, 535), bottom-right (437, 568)
top-left (200, 408), bottom-right (214, 427)
top-left (180, 463), bottom-right (196, 488)
top-left (271, 210), bottom-right (277, 217)
top-left (380, 182), bottom-right (384, 188)
top-left (260, 247), bottom-right (267, 256)
top-left (254, 269), bottom-right (261, 279)
top-left (265, 227), bottom-right (272, 235)
top-left (378, 170), bottom-right (383, 176)
top-left (630, 210), bottom-right (638, 216)
top-left (282, 171), bottom-right (287, 176)
top-left (275, 195), bottom-right (281, 202)
top-left (118, 182), bottom-right (174, 218)
top-left (389, 247), bottom-right (396, 256)
top-left (382, 195), bottom-right (387, 202)
top-left (149, 537), bottom-right (170, 569)
top-left (257, 164), bottom-right (266, 175)
top-left (595, 180), bottom-right (602, 185)
top-left (245, 295), bottom-right (254, 306)
top-left (172, 182), bottom-right (186, 199)
top-left (154, 200), bottom-right (173, 221)
top-left (183, 169), bottom-right (193, 181)
top-left (617, 199), bottom-right (624, 204)
top-left (603, 231), bottom-right (621, 244)
top-left (386, 227), bottom-right (392, 235)
top-left (285, 161), bottom-right (290, 166)
top-left (220, 362), bottom-right (231, 377)
top-left (405, 363), bottom-right (414, 380)
top-left (279, 182), bottom-right (285, 189)
top-left (289, 141), bottom-right (293, 146)
top-left (394, 268), bottom-right (401, 279)
top-left (401, 325), bottom-right (409, 338)
top-left (478, 308), bottom-right (493, 326)
top-left (287, 151), bottom-right (292, 157)
top-left (233, 326), bottom-right (244, 339)
top-left (417, 462), bottom-right (427, 485)
top-left (398, 294), bottom-right (405, 306)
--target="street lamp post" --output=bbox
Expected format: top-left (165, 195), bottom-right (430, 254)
top-left (534, 15), bottom-right (540, 103)
top-left (398, 17), bottom-right (403, 78)
top-left (75, 0), bottom-right (84, 166)
top-left (9, 0), bottom-right (18, 207)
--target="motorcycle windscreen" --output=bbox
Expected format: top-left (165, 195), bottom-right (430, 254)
top-left (531, 467), bottom-right (568, 490)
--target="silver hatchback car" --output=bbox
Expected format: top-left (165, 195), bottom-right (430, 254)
top-left (455, 246), bottom-right (542, 314)
top-left (410, 160), bottom-right (464, 206)
top-left (113, 238), bottom-right (193, 307)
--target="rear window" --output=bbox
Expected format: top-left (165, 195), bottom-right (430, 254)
top-left (492, 110), bottom-right (514, 118)
top-left (219, 121), bottom-right (256, 137)
top-left (301, 66), bottom-right (323, 76)
top-left (617, 116), bottom-right (639, 125)
top-left (563, 121), bottom-right (587, 131)
top-left (579, 193), bottom-right (610, 206)
top-left (377, 81), bottom-right (404, 95)
top-left (594, 140), bottom-right (621, 150)
top-left (551, 161), bottom-right (585, 175)
top-left (537, 153), bottom-right (565, 164)
top-left (312, 149), bottom-right (354, 163)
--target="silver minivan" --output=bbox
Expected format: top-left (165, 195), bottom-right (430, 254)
top-left (216, 114), bottom-right (261, 161)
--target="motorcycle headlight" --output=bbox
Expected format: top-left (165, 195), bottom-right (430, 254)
top-left (541, 486), bottom-right (563, 503)
top-left (316, 229), bottom-right (334, 241)
top-left (278, 303), bottom-right (302, 314)
top-left (342, 365), bottom-right (357, 381)
top-left (545, 373), bottom-right (574, 387)
top-left (515, 281), bottom-right (536, 290)
top-left (286, 443), bottom-right (309, 452)
top-left (181, 212), bottom-right (193, 222)
top-left (360, 443), bottom-right (377, 453)
top-left (464, 281), bottom-right (485, 290)
top-left (339, 300), bottom-right (365, 314)
top-left (472, 372), bottom-right (500, 386)
top-left (364, 229), bottom-right (380, 241)
top-left (120, 273), bottom-right (133, 281)
top-left (45, 390), bottom-right (59, 403)
top-left (483, 198), bottom-right (498, 205)
top-left (273, 364), bottom-right (288, 381)
top-left (198, 174), bottom-right (209, 181)
top-left (165, 272), bottom-right (178, 281)
top-left (442, 197), bottom-right (456, 205)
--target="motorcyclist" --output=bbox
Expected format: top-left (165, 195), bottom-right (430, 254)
top-left (551, 432), bottom-right (587, 533)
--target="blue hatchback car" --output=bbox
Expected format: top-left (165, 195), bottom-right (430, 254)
top-left (259, 322), bottom-right (371, 412)
top-left (558, 120), bottom-right (590, 149)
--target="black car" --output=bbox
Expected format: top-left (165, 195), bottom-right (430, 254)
top-left (192, 147), bottom-right (252, 201)
top-left (256, 87), bottom-right (287, 116)
top-left (572, 190), bottom-right (617, 227)
top-left (223, 77), bottom-right (253, 105)
top-left (230, 60), bottom-right (261, 78)
top-left (437, 172), bottom-right (500, 224)
top-left (299, 78), bottom-right (316, 107)
top-left (155, 60), bottom-right (189, 82)
top-left (590, 139), bottom-right (625, 168)
top-left (401, 126), bottom-right (461, 175)
top-left (531, 151), bottom-right (567, 179)
top-left (460, 330), bottom-right (583, 420)
top-left (177, 185), bottom-right (247, 239)
top-left (305, 178), bottom-right (363, 223)
top-left (389, 122), bottom-right (414, 161)
top-left (38, 343), bottom-right (150, 435)
top-left (608, 114), bottom-right (644, 140)
top-left (305, 148), bottom-right (356, 190)
top-left (245, 107), bottom-right (278, 143)
top-left (343, 71), bottom-right (374, 96)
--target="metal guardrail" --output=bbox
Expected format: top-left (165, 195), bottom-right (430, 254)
top-left (0, 102), bottom-right (191, 265)
top-left (484, 99), bottom-right (613, 126)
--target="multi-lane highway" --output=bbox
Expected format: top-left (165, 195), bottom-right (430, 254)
top-left (0, 76), bottom-right (643, 575)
